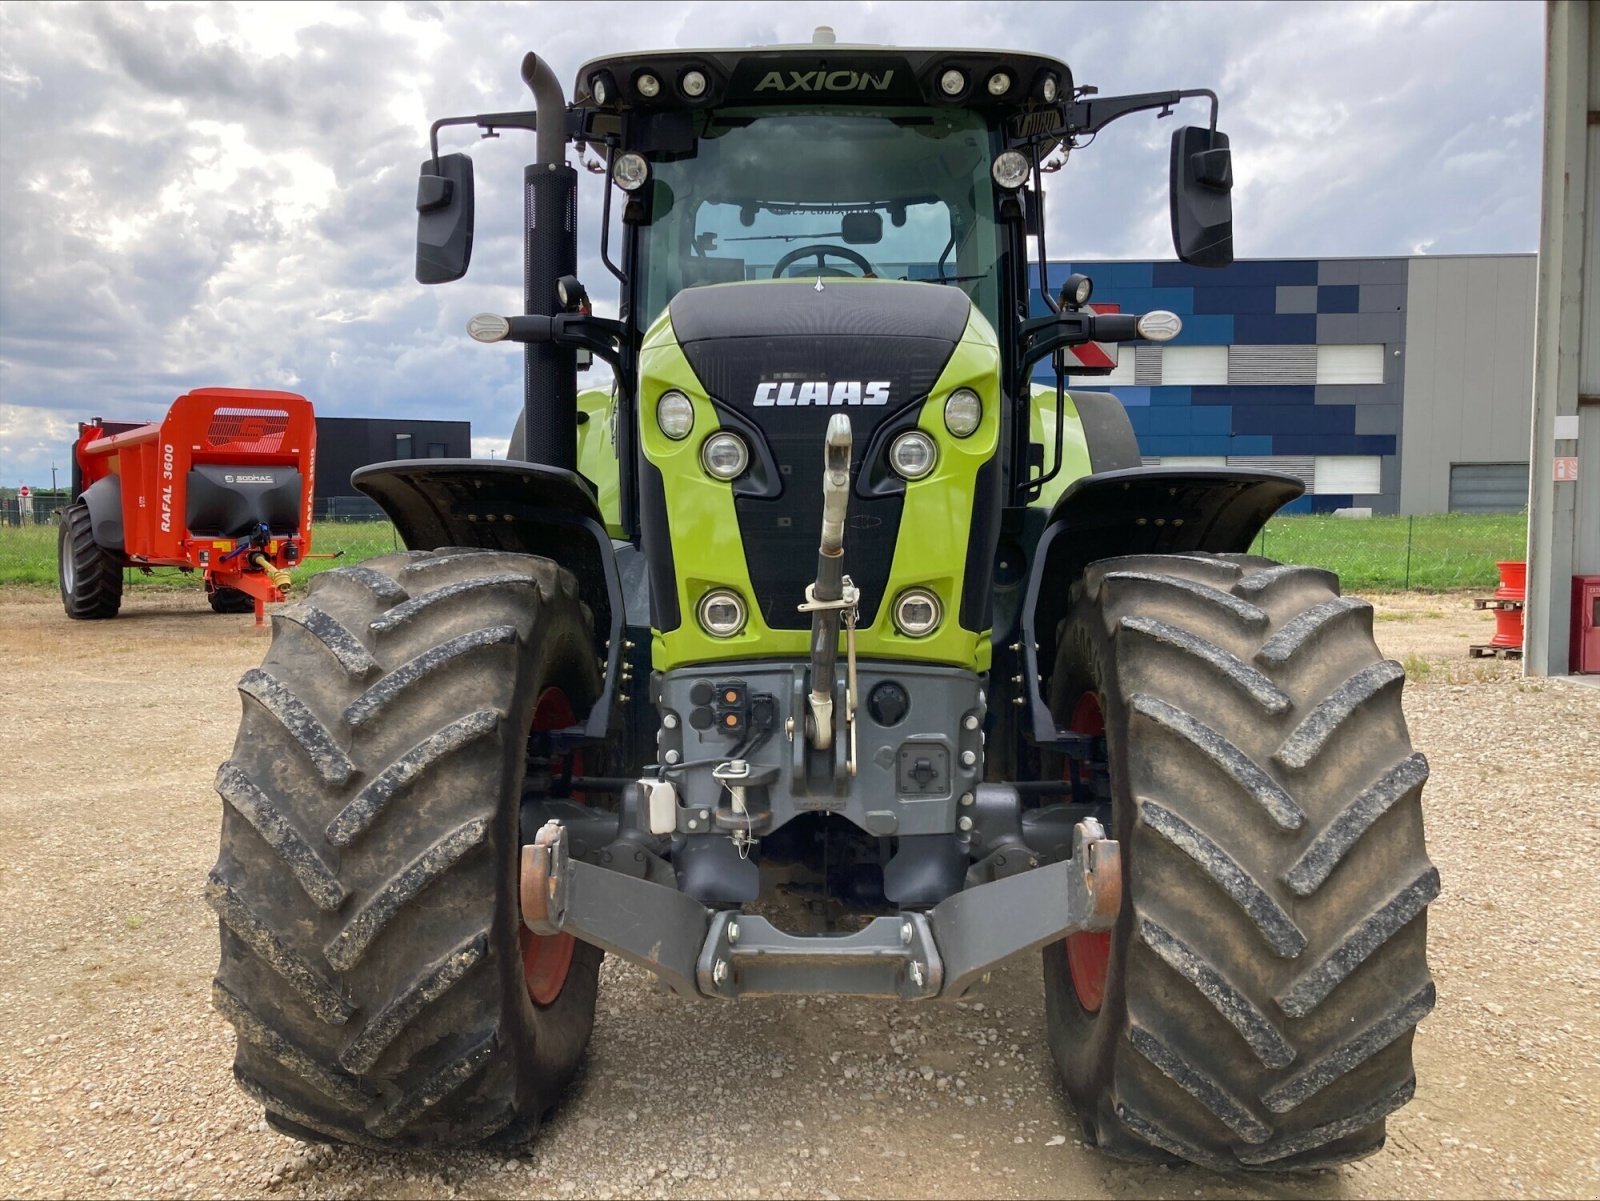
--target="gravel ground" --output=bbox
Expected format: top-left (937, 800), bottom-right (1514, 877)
top-left (1, 583), bottom-right (1597, 1200)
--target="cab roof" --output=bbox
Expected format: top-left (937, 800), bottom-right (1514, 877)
top-left (573, 40), bottom-right (1073, 121)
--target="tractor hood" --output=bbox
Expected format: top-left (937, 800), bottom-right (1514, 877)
top-left (647, 278), bottom-right (996, 643)
top-left (668, 278), bottom-right (972, 412)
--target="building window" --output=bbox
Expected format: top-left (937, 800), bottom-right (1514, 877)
top-left (1161, 346), bottom-right (1229, 386)
top-left (395, 433), bottom-right (413, 458)
top-left (1316, 344), bottom-right (1386, 385)
top-left (427, 442), bottom-right (447, 458)
top-left (1313, 455), bottom-right (1382, 495)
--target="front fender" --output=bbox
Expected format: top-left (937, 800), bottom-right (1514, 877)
top-left (352, 459), bottom-right (623, 740)
top-left (80, 475), bottom-right (124, 553)
top-left (1017, 466), bottom-right (1304, 744)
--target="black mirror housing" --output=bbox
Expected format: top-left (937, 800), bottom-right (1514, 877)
top-left (1169, 126), bottom-right (1233, 268)
top-left (841, 211), bottom-right (883, 245)
top-left (416, 152), bottom-right (475, 284)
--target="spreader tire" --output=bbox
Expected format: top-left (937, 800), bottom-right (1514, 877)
top-left (207, 585), bottom-right (256, 614)
top-left (58, 501), bottom-right (123, 619)
top-left (209, 547), bottom-right (603, 1149)
top-left (1043, 553), bottom-right (1437, 1170)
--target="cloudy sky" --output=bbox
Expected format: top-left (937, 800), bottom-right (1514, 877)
top-left (0, 0), bottom-right (1543, 491)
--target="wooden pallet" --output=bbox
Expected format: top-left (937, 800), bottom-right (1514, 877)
top-left (1468, 643), bottom-right (1523, 659)
top-left (1472, 597), bottom-right (1524, 611)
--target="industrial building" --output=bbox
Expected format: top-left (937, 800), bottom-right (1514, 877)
top-left (313, 416), bottom-right (471, 516)
top-left (1042, 253), bottom-right (1537, 515)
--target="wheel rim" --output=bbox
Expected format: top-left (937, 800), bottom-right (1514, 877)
top-left (521, 686), bottom-right (581, 1008)
top-left (1065, 691), bottom-right (1113, 1013)
top-left (60, 525), bottom-right (75, 593)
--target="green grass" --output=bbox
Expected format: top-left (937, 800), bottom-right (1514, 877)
top-left (1, 512), bottom-right (1527, 594)
top-left (1247, 512), bottom-right (1527, 591)
top-left (0, 520), bottom-right (403, 588)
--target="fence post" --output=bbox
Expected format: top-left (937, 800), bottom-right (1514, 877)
top-left (1404, 515), bottom-right (1413, 591)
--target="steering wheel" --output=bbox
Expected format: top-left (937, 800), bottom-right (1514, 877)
top-left (771, 243), bottom-right (877, 279)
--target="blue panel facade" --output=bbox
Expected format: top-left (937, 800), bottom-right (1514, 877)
top-left (1046, 257), bottom-right (1409, 513)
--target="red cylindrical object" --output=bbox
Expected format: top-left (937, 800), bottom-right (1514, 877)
top-left (1491, 560), bottom-right (1526, 649)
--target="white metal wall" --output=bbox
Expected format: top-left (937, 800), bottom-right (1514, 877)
top-left (1398, 255), bottom-right (1539, 514)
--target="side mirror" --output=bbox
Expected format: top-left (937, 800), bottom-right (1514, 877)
top-left (415, 152), bottom-right (475, 284)
top-left (841, 211), bottom-right (883, 245)
top-left (1169, 126), bottom-right (1233, 268)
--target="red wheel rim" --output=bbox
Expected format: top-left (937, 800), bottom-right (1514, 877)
top-left (521, 687), bottom-right (580, 1008)
top-left (1065, 692), bottom-right (1113, 1013)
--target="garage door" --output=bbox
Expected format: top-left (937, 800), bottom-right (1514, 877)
top-left (1448, 462), bottom-right (1529, 513)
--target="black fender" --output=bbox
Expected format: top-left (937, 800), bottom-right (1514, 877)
top-left (80, 476), bottom-right (125, 553)
top-left (1069, 390), bottom-right (1143, 474)
top-left (352, 458), bottom-right (623, 740)
top-left (1016, 466), bottom-right (1304, 745)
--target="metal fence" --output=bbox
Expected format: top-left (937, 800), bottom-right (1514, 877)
top-left (0, 496), bottom-right (1527, 594)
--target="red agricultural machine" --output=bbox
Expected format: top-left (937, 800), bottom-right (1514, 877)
top-left (60, 387), bottom-right (317, 622)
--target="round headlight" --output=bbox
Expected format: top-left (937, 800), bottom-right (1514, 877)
top-left (635, 72), bottom-right (661, 99)
top-left (1040, 73), bottom-right (1059, 103)
top-left (698, 589), bottom-right (747, 637)
top-left (893, 589), bottom-right (942, 638)
top-left (939, 68), bottom-right (966, 97)
top-left (944, 389), bottom-right (982, 438)
top-left (700, 432), bottom-right (749, 480)
top-left (612, 151), bottom-right (649, 192)
top-left (681, 69), bottom-right (708, 98)
top-left (591, 75), bottom-right (609, 105)
top-left (656, 390), bottom-right (694, 440)
top-left (1064, 272), bottom-right (1093, 307)
top-left (889, 431), bottom-right (937, 480)
top-left (991, 150), bottom-right (1030, 190)
top-left (1136, 310), bottom-right (1184, 342)
top-left (986, 71), bottom-right (1011, 97)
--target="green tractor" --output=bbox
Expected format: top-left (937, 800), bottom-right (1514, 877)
top-left (209, 29), bottom-right (1436, 1170)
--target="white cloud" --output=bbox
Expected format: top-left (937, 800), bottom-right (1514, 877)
top-left (0, 0), bottom-right (1542, 490)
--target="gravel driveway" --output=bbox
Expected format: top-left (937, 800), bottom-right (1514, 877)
top-left (1, 584), bottom-right (1596, 1200)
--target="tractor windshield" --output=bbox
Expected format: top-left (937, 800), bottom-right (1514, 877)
top-left (633, 106), bottom-right (1003, 331)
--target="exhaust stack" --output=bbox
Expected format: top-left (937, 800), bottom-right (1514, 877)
top-left (805, 415), bottom-right (854, 749)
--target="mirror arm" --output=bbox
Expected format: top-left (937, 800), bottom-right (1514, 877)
top-left (428, 111), bottom-right (542, 169)
top-left (1062, 88), bottom-right (1218, 137)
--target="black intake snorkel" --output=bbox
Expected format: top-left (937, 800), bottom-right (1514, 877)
top-left (517, 52), bottom-right (579, 472)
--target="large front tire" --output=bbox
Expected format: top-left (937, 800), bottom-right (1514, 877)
top-left (209, 548), bottom-right (602, 1148)
top-left (58, 502), bottom-right (123, 619)
top-left (1043, 553), bottom-right (1437, 1170)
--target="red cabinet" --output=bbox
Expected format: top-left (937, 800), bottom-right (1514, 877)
top-left (1573, 576), bottom-right (1600, 674)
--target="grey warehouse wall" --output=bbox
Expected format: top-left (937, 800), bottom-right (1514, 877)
top-left (1400, 255), bottom-right (1538, 514)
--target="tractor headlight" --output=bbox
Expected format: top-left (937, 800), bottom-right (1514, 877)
top-left (939, 68), bottom-right (966, 97)
top-left (680, 69), bottom-right (708, 98)
top-left (991, 150), bottom-right (1030, 190)
top-left (612, 151), bottom-right (650, 192)
top-left (889, 431), bottom-right (937, 480)
top-left (700, 432), bottom-right (749, 480)
top-left (893, 589), bottom-right (942, 638)
top-left (656, 390), bottom-right (694, 440)
top-left (635, 72), bottom-right (661, 99)
top-left (943, 389), bottom-right (982, 438)
top-left (986, 71), bottom-right (1012, 97)
top-left (698, 589), bottom-right (747, 637)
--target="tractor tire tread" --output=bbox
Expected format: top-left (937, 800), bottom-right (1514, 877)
top-left (210, 549), bottom-right (602, 1148)
top-left (1043, 552), bottom-right (1435, 1171)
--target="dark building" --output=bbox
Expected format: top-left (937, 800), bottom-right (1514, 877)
top-left (313, 417), bottom-right (471, 517)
